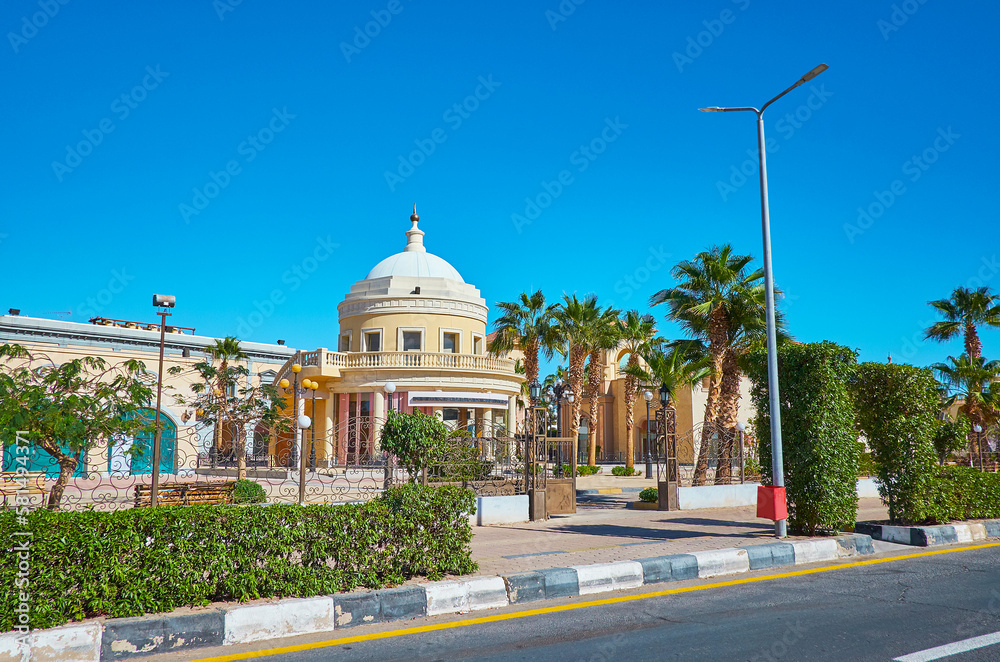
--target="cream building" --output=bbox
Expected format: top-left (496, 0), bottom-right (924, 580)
top-left (271, 209), bottom-right (524, 466)
top-left (0, 314), bottom-right (294, 478)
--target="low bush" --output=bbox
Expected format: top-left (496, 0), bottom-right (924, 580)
top-left (612, 466), bottom-right (640, 477)
top-left (576, 465), bottom-right (600, 476)
top-left (233, 479), bottom-right (267, 504)
top-left (639, 487), bottom-right (658, 503)
top-left (0, 484), bottom-right (476, 631)
top-left (922, 466), bottom-right (1000, 523)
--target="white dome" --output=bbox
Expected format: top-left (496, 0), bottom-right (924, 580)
top-left (363, 207), bottom-right (464, 283)
top-left (366, 251), bottom-right (464, 282)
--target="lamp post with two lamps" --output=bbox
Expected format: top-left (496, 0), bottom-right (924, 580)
top-left (551, 381), bottom-right (574, 477)
top-left (973, 424), bottom-right (984, 471)
top-left (383, 382), bottom-right (396, 489)
top-left (699, 63), bottom-right (829, 538)
top-left (644, 390), bottom-right (654, 479)
top-left (150, 294), bottom-right (175, 507)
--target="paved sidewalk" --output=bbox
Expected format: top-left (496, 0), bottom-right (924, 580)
top-left (470, 496), bottom-right (889, 576)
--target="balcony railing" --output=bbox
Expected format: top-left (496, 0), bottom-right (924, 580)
top-left (276, 349), bottom-right (517, 385)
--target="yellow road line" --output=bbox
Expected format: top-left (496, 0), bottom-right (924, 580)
top-left (186, 541), bottom-right (1000, 662)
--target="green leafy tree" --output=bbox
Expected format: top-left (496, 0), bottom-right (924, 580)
top-left (0, 344), bottom-right (153, 509)
top-left (169, 337), bottom-right (288, 482)
top-left (379, 410), bottom-right (449, 482)
top-left (933, 414), bottom-right (972, 464)
top-left (924, 286), bottom-right (1000, 360)
top-left (852, 362), bottom-right (941, 523)
top-left (746, 342), bottom-right (860, 534)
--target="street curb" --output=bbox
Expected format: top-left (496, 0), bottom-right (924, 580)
top-left (0, 534), bottom-right (876, 660)
top-left (855, 519), bottom-right (1000, 546)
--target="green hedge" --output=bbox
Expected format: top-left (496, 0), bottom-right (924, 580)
top-left (745, 342), bottom-right (860, 535)
top-left (233, 479), bottom-right (267, 504)
top-left (852, 363), bottom-right (940, 524)
top-left (0, 484), bottom-right (476, 631)
top-left (926, 466), bottom-right (1000, 521)
top-left (639, 487), bottom-right (658, 503)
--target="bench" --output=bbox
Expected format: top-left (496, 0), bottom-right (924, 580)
top-left (0, 471), bottom-right (49, 507)
top-left (134, 481), bottom-right (236, 507)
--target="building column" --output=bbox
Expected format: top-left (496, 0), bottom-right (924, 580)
top-left (373, 391), bottom-right (385, 451)
top-left (508, 396), bottom-right (517, 436)
top-left (323, 393), bottom-right (335, 468)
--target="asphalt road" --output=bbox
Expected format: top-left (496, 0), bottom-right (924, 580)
top-left (164, 544), bottom-right (1000, 662)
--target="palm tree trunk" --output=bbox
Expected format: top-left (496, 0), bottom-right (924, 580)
top-left (236, 425), bottom-right (248, 482)
top-left (965, 320), bottom-right (982, 360)
top-left (567, 344), bottom-right (589, 465)
top-left (624, 373), bottom-right (637, 470)
top-left (714, 351), bottom-right (742, 485)
top-left (587, 350), bottom-right (603, 464)
top-left (524, 339), bottom-right (540, 385)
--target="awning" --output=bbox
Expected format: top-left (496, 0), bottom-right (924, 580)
top-left (406, 391), bottom-right (510, 408)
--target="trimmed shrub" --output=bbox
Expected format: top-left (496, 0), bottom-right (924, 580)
top-left (639, 487), bottom-right (658, 503)
top-left (0, 485), bottom-right (476, 631)
top-left (927, 466), bottom-right (1000, 521)
top-left (612, 466), bottom-right (639, 476)
top-left (576, 465), bottom-right (600, 476)
top-left (933, 415), bottom-right (971, 464)
top-left (379, 410), bottom-right (449, 480)
top-left (744, 342), bottom-right (860, 535)
top-left (851, 363), bottom-right (941, 523)
top-left (233, 479), bottom-right (266, 504)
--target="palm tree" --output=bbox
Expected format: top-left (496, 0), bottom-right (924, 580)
top-left (552, 294), bottom-right (603, 465)
top-left (649, 245), bottom-right (763, 485)
top-left (616, 311), bottom-right (657, 470)
top-left (489, 290), bottom-right (557, 394)
top-left (583, 305), bottom-right (621, 464)
top-left (204, 337), bottom-right (249, 479)
top-left (932, 354), bottom-right (1000, 436)
top-left (925, 287), bottom-right (1000, 360)
top-left (632, 341), bottom-right (713, 409)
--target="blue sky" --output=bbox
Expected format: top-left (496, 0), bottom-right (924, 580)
top-left (2, 0), bottom-right (997, 376)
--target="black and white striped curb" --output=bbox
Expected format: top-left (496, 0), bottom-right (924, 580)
top-left (0, 535), bottom-right (875, 662)
top-left (856, 519), bottom-right (1000, 547)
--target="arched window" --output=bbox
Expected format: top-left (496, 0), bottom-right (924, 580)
top-left (109, 408), bottom-right (176, 476)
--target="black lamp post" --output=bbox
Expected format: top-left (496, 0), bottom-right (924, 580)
top-left (150, 294), bottom-right (175, 507)
top-left (644, 390), bottom-right (654, 479)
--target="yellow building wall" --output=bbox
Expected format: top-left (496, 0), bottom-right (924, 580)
top-left (339, 312), bottom-right (487, 353)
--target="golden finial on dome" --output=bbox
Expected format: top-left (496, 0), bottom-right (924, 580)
top-left (411, 204), bottom-right (419, 224)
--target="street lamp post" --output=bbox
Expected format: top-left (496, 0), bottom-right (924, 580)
top-left (296, 411), bottom-right (311, 505)
top-left (528, 379), bottom-right (540, 493)
top-left (383, 382), bottom-right (396, 489)
top-left (552, 381), bottom-right (574, 477)
top-left (973, 424), bottom-right (984, 471)
top-left (736, 421), bottom-right (746, 484)
top-left (307, 380), bottom-right (318, 471)
top-left (643, 390), bottom-right (654, 479)
top-left (700, 63), bottom-right (828, 538)
top-left (150, 294), bottom-right (175, 507)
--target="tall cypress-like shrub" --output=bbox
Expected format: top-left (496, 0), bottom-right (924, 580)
top-left (744, 342), bottom-right (860, 534)
top-left (851, 363), bottom-right (940, 523)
